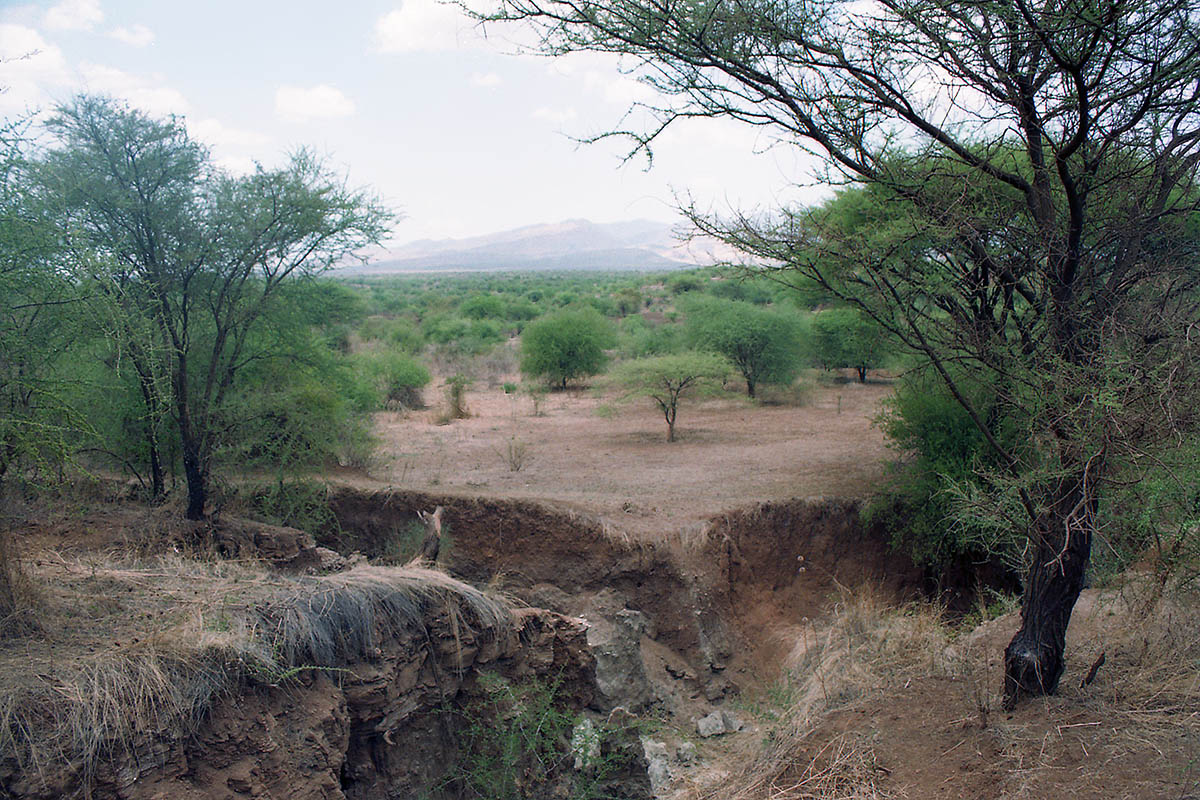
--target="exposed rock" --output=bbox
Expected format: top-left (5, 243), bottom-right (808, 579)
top-left (205, 518), bottom-right (316, 565)
top-left (572, 718), bottom-right (601, 770)
top-left (586, 607), bottom-right (658, 712)
top-left (4, 573), bottom-right (616, 800)
top-left (697, 711), bottom-right (727, 737)
top-left (642, 739), bottom-right (672, 792)
top-left (675, 741), bottom-right (698, 765)
top-left (720, 710), bottom-right (744, 733)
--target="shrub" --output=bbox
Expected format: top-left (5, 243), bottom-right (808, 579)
top-left (460, 293), bottom-right (507, 320)
top-left (683, 296), bottom-right (804, 398)
top-left (866, 368), bottom-right (1020, 572)
top-left (362, 351), bottom-right (432, 410)
top-left (520, 308), bottom-right (615, 389)
top-left (444, 673), bottom-right (621, 800)
top-left (445, 375), bottom-right (471, 420)
top-left (809, 307), bottom-right (890, 382)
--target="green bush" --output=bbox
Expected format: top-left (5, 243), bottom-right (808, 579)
top-left (618, 315), bottom-right (684, 358)
top-left (667, 273), bottom-right (704, 294)
top-left (460, 293), bottom-right (507, 320)
top-left (682, 295), bottom-right (803, 398)
top-left (359, 350), bottom-right (431, 410)
top-left (809, 307), bottom-right (890, 381)
top-left (359, 315), bottom-right (424, 353)
top-left (866, 368), bottom-right (1019, 571)
top-left (424, 314), bottom-right (505, 355)
top-left (444, 674), bottom-right (620, 800)
top-left (520, 308), bottom-right (615, 389)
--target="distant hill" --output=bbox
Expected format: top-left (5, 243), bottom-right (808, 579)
top-left (338, 219), bottom-right (738, 274)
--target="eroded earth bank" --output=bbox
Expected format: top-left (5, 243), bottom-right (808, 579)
top-left (3, 481), bottom-right (1195, 799)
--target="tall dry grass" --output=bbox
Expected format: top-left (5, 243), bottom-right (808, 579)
top-left (0, 530), bottom-right (39, 638)
top-left (701, 589), bottom-right (948, 800)
top-left (0, 561), bottom-right (515, 796)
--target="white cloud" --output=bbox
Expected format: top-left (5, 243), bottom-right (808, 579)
top-left (189, 119), bottom-right (274, 175)
top-left (107, 24), bottom-right (154, 47)
top-left (372, 0), bottom-right (481, 53)
top-left (0, 24), bottom-right (72, 114)
top-left (189, 117), bottom-right (270, 150)
top-left (274, 84), bottom-right (356, 121)
top-left (78, 62), bottom-right (190, 116)
top-left (531, 106), bottom-right (577, 126)
top-left (470, 71), bottom-right (501, 88)
top-left (43, 0), bottom-right (103, 32)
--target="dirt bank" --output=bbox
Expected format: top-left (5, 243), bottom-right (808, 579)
top-left (322, 486), bottom-right (924, 693)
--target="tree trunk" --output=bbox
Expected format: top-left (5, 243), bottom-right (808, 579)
top-left (746, 378), bottom-right (756, 398)
top-left (182, 443), bottom-right (206, 521)
top-left (856, 366), bottom-right (867, 383)
top-left (1003, 476), bottom-right (1094, 708)
top-left (147, 439), bottom-right (164, 501)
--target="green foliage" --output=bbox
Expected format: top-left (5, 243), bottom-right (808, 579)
top-left (667, 273), bottom-right (704, 294)
top-left (460, 293), bottom-right (507, 320)
top-left (682, 296), bottom-right (803, 398)
top-left (606, 351), bottom-right (730, 441)
top-left (808, 307), bottom-right (890, 381)
top-left (424, 314), bottom-right (506, 355)
top-left (618, 315), bottom-right (683, 358)
top-left (520, 308), bottom-right (615, 388)
top-left (38, 95), bottom-right (391, 518)
top-left (445, 375), bottom-right (471, 420)
top-left (444, 673), bottom-right (617, 800)
top-left (246, 479), bottom-right (341, 536)
top-left (613, 287), bottom-right (643, 315)
top-left (359, 315), bottom-right (424, 353)
top-left (867, 369), bottom-right (1019, 570)
top-left (0, 119), bottom-right (86, 490)
top-left (357, 350), bottom-right (431, 410)
top-left (709, 277), bottom-right (773, 305)
top-left (1099, 436), bottom-right (1200, 586)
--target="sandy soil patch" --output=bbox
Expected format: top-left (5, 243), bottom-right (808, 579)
top-left (368, 373), bottom-right (894, 534)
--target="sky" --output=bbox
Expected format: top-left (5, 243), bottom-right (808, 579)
top-left (0, 0), bottom-right (829, 246)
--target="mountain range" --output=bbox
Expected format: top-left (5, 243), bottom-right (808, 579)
top-left (338, 219), bottom-right (738, 274)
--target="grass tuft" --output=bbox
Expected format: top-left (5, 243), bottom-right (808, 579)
top-left (0, 561), bottom-right (515, 797)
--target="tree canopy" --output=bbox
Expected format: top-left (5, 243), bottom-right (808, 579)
top-left (520, 307), bottom-right (616, 388)
top-left (682, 295), bottom-right (803, 397)
top-left (487, 0), bottom-right (1200, 706)
top-left (606, 351), bottom-right (730, 442)
top-left (38, 95), bottom-right (392, 519)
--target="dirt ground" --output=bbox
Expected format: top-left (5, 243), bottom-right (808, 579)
top-left (369, 373), bottom-right (893, 535)
top-left (6, 369), bottom-right (1197, 800)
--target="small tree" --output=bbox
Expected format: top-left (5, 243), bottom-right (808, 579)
top-left (40, 95), bottom-right (391, 520)
top-left (520, 308), bottom-right (615, 389)
top-left (607, 352), bottom-right (729, 442)
top-left (683, 296), bottom-right (803, 398)
top-left (809, 308), bottom-right (888, 382)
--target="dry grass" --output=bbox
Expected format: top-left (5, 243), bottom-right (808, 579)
top-left (701, 590), bottom-right (947, 800)
top-left (0, 530), bottom-right (40, 638)
top-left (0, 557), bottom-right (515, 797)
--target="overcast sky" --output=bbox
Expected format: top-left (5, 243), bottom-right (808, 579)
top-left (0, 0), bottom-right (828, 245)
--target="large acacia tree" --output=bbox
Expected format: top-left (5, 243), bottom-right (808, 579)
top-left (487, 0), bottom-right (1200, 705)
top-left (40, 96), bottom-right (391, 520)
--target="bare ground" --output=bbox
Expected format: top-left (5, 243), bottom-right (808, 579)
top-left (4, 370), bottom-right (1197, 799)
top-left (370, 373), bottom-right (892, 535)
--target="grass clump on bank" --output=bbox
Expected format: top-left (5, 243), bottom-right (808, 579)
top-left (0, 559), bottom-right (515, 797)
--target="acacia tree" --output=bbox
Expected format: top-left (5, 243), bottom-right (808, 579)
top-left (0, 119), bottom-right (83, 493)
top-left (40, 96), bottom-right (391, 520)
top-left (487, 1), bottom-right (1200, 706)
top-left (520, 307), bottom-right (615, 388)
top-left (809, 307), bottom-right (888, 383)
top-left (682, 295), bottom-right (802, 397)
top-left (607, 352), bottom-right (729, 441)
